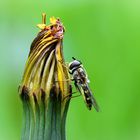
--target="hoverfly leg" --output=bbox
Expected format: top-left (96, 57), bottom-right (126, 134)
top-left (63, 91), bottom-right (81, 101)
top-left (63, 91), bottom-right (77, 101)
top-left (69, 71), bottom-right (72, 75)
top-left (58, 60), bottom-right (69, 69)
top-left (71, 78), bottom-right (74, 81)
top-left (55, 79), bottom-right (71, 82)
top-left (70, 93), bottom-right (81, 99)
top-left (54, 77), bottom-right (74, 83)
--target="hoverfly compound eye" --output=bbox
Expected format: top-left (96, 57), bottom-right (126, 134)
top-left (69, 60), bottom-right (81, 70)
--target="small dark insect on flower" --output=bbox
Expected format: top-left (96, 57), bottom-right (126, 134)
top-left (68, 57), bottom-right (99, 111)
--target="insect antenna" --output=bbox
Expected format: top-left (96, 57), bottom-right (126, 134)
top-left (72, 57), bottom-right (76, 60)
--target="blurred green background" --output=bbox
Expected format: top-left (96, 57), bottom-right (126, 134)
top-left (0, 0), bottom-right (140, 140)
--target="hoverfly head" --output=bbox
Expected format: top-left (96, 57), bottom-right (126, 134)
top-left (69, 57), bottom-right (82, 72)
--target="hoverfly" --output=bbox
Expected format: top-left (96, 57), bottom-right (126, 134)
top-left (68, 57), bottom-right (99, 111)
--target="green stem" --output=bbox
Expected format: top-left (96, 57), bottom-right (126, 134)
top-left (21, 90), bottom-right (70, 140)
top-left (38, 94), bottom-right (45, 140)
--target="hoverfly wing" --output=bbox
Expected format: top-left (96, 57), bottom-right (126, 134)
top-left (87, 85), bottom-right (100, 112)
top-left (75, 82), bottom-right (94, 110)
top-left (90, 92), bottom-right (100, 112)
top-left (82, 83), bottom-right (100, 112)
top-left (74, 82), bottom-right (88, 106)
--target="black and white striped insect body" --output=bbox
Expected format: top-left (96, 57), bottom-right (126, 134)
top-left (69, 57), bottom-right (99, 111)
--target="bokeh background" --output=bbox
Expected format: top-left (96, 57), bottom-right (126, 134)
top-left (0, 0), bottom-right (140, 140)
